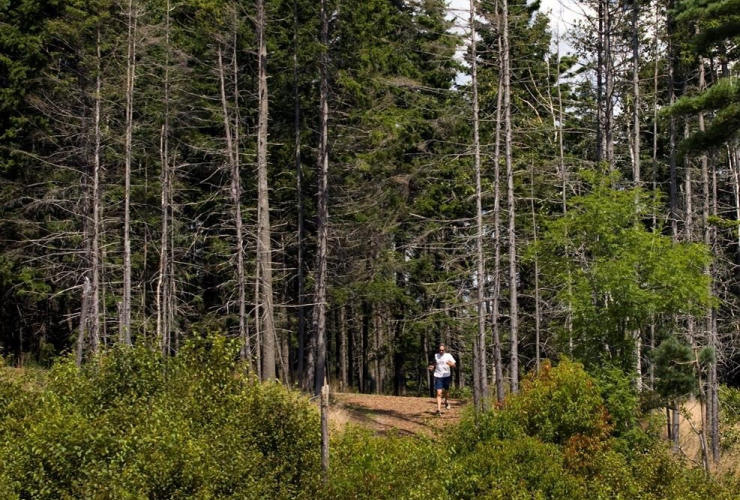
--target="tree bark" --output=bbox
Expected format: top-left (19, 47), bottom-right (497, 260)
top-left (632, 0), bottom-right (640, 184)
top-left (604, 0), bottom-right (614, 168)
top-left (293, 0), bottom-right (306, 388)
top-left (312, 0), bottom-right (330, 395)
top-left (491, 16), bottom-right (504, 403)
top-left (90, 27), bottom-right (102, 354)
top-left (668, 3), bottom-right (678, 239)
top-left (531, 168), bottom-right (541, 372)
top-left (217, 40), bottom-right (249, 370)
top-left (596, 0), bottom-right (604, 162)
top-left (256, 0), bottom-right (276, 381)
top-left (503, 0), bottom-right (518, 393)
top-left (470, 0), bottom-right (487, 410)
top-left (156, 1), bottom-right (172, 356)
top-left (121, 0), bottom-right (137, 345)
top-left (77, 277), bottom-right (91, 366)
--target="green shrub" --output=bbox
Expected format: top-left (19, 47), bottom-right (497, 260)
top-left (719, 385), bottom-right (740, 450)
top-left (0, 336), bottom-right (322, 500)
top-left (463, 359), bottom-right (612, 450)
top-left (326, 427), bottom-right (451, 500)
top-left (2, 346), bottom-right (737, 500)
top-left (454, 436), bottom-right (587, 500)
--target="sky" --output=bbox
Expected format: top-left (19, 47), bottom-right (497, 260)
top-left (446, 0), bottom-right (585, 51)
top-left (446, 0), bottom-right (584, 85)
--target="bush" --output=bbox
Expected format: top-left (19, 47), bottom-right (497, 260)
top-left (463, 359), bottom-right (612, 450)
top-left (326, 428), bottom-right (451, 500)
top-left (719, 385), bottom-right (740, 450)
top-left (0, 336), bottom-right (322, 500)
top-left (2, 348), bottom-right (737, 500)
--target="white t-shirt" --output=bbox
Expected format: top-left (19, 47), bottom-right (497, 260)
top-left (433, 352), bottom-right (455, 378)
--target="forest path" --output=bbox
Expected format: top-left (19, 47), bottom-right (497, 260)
top-left (330, 393), bottom-right (467, 436)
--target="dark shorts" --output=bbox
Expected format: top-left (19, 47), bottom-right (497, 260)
top-left (434, 376), bottom-right (451, 391)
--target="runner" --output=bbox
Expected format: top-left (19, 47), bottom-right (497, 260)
top-left (428, 344), bottom-right (455, 416)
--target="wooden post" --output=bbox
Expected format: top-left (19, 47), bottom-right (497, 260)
top-left (321, 378), bottom-right (329, 479)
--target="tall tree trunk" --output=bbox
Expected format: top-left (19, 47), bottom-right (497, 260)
top-left (596, 0), bottom-right (604, 162)
top-left (632, 0), bottom-right (640, 184)
top-left (694, 57), bottom-right (720, 462)
top-left (470, 0), bottom-right (487, 410)
top-left (668, 2), bottom-right (678, 239)
top-left (293, 0), bottom-right (306, 388)
top-left (685, 122), bottom-right (693, 242)
top-left (312, 0), bottom-right (330, 395)
top-left (256, 0), bottom-right (276, 381)
top-left (555, 33), bottom-right (573, 353)
top-left (503, 0), bottom-right (518, 394)
top-left (77, 277), bottom-right (91, 366)
top-left (604, 0), bottom-right (614, 168)
top-left (121, 0), bottom-right (137, 345)
top-left (373, 306), bottom-right (382, 394)
top-left (231, 19), bottom-right (248, 366)
top-left (339, 304), bottom-right (348, 390)
top-left (91, 27), bottom-right (102, 354)
top-left (668, 3), bottom-right (681, 445)
top-left (491, 20), bottom-right (504, 403)
top-left (531, 168), bottom-right (541, 372)
top-left (217, 43), bottom-right (248, 369)
top-left (156, 2), bottom-right (172, 356)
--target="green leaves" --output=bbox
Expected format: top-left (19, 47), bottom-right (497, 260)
top-left (0, 338), bottom-right (322, 499)
top-left (536, 172), bottom-right (712, 369)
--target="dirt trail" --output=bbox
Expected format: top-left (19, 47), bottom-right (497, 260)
top-left (330, 393), bottom-right (467, 436)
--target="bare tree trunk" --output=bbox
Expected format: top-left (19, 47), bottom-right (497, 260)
top-left (697, 58), bottom-right (720, 462)
top-left (217, 40), bottom-right (249, 369)
top-left (652, 1), bottom-right (659, 228)
top-left (156, 1), bottom-right (172, 356)
top-left (373, 306), bottom-right (382, 394)
top-left (491, 20), bottom-right (504, 403)
top-left (668, 2), bottom-right (681, 443)
top-left (255, 0), bottom-right (276, 381)
top-left (596, 0), bottom-right (604, 162)
top-left (685, 122), bottom-right (693, 242)
top-left (632, 0), bottom-right (640, 184)
top-left (531, 169), bottom-right (541, 372)
top-left (470, 0), bottom-right (487, 410)
top-left (604, 0), bottom-right (614, 168)
top-left (121, 0), bottom-right (137, 345)
top-left (320, 380), bottom-right (329, 479)
top-left (293, 0), bottom-right (306, 388)
top-left (555, 33), bottom-right (573, 353)
top-left (649, 12), bottom-right (659, 389)
top-left (229, 20), bottom-right (248, 366)
top-left (503, 0), bottom-right (518, 393)
top-left (91, 27), bottom-right (102, 354)
top-left (672, 400), bottom-right (680, 450)
top-left (668, 5), bottom-right (678, 239)
top-left (312, 0), bottom-right (330, 395)
top-left (339, 304), bottom-right (348, 390)
top-left (77, 277), bottom-right (91, 366)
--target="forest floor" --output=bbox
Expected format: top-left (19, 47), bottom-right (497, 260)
top-left (329, 393), bottom-right (468, 436)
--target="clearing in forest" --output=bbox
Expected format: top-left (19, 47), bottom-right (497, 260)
top-left (330, 393), bottom-right (467, 436)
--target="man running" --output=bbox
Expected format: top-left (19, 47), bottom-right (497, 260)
top-left (428, 344), bottom-right (455, 416)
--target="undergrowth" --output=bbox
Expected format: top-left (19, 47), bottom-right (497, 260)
top-left (1, 343), bottom-right (736, 499)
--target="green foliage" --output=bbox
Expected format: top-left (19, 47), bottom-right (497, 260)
top-left (536, 172), bottom-right (712, 370)
top-left (2, 352), bottom-right (738, 499)
top-left (450, 359), bottom-right (736, 499)
top-left (0, 337), bottom-right (322, 499)
top-left (470, 360), bottom-right (612, 447)
top-left (653, 337), bottom-right (698, 402)
top-left (719, 385), bottom-right (740, 449)
top-left (327, 428), bottom-right (452, 500)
